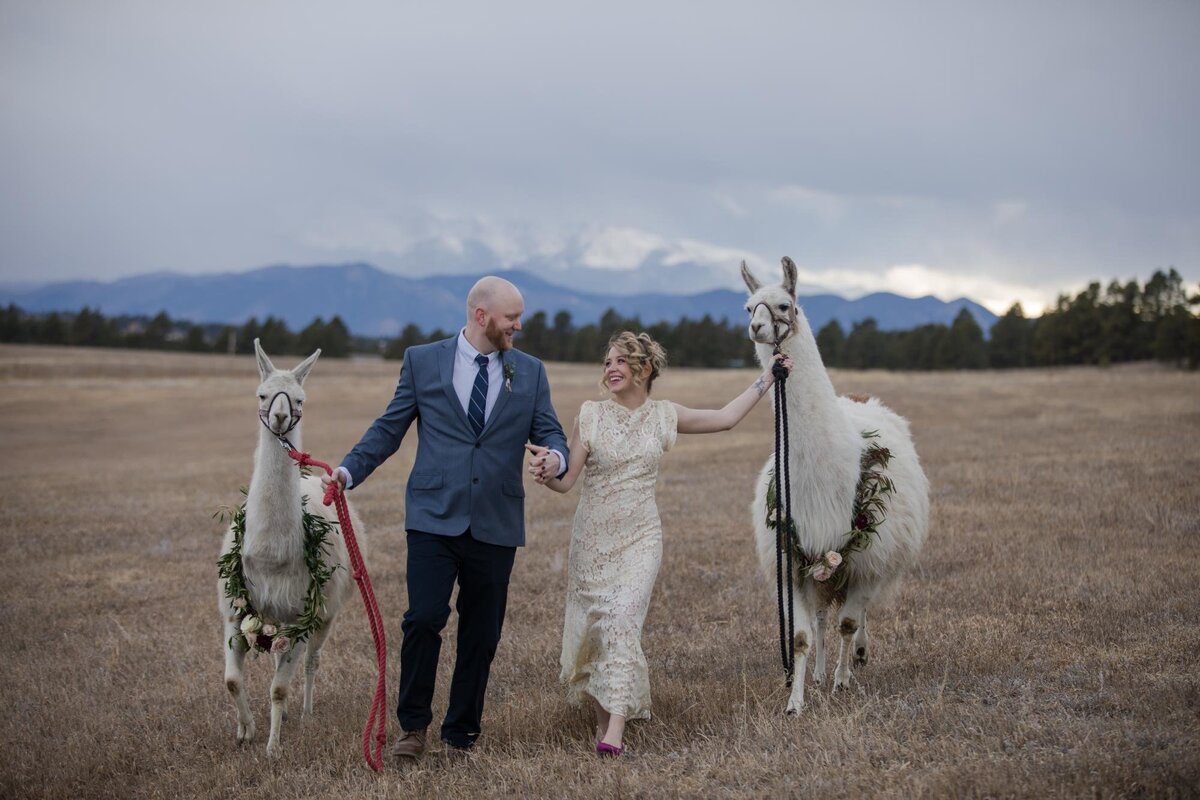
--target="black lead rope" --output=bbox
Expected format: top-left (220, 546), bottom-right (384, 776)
top-left (772, 351), bottom-right (796, 687)
top-left (750, 299), bottom-right (798, 687)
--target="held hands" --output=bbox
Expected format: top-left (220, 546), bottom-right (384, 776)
top-left (524, 443), bottom-right (560, 485)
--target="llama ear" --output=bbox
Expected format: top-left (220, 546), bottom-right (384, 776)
top-left (740, 260), bottom-right (762, 294)
top-left (254, 338), bottom-right (276, 380)
top-left (780, 256), bottom-right (798, 298)
top-left (292, 349), bottom-right (321, 385)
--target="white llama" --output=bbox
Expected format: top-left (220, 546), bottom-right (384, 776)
top-left (742, 258), bottom-right (929, 714)
top-left (218, 340), bottom-right (365, 755)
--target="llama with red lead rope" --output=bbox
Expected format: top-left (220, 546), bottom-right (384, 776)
top-left (218, 340), bottom-right (367, 756)
top-left (742, 258), bottom-right (929, 714)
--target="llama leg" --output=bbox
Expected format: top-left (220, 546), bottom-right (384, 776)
top-left (266, 645), bottom-right (303, 756)
top-left (302, 621), bottom-right (335, 716)
top-left (811, 608), bottom-right (827, 686)
top-left (223, 616), bottom-right (255, 744)
top-left (853, 609), bottom-right (869, 666)
top-left (834, 589), bottom-right (872, 690)
top-left (785, 603), bottom-right (814, 715)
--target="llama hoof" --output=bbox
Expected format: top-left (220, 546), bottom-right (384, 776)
top-left (812, 672), bottom-right (824, 687)
top-left (784, 702), bottom-right (803, 716)
top-left (281, 710), bottom-right (289, 723)
top-left (266, 741), bottom-right (282, 758)
top-left (833, 668), bottom-right (852, 691)
top-left (236, 722), bottom-right (256, 745)
top-left (854, 647), bottom-right (868, 667)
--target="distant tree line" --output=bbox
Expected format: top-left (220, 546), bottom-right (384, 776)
top-left (814, 268), bottom-right (1198, 370)
top-left (2, 269), bottom-right (1196, 370)
top-left (0, 306), bottom-right (354, 358)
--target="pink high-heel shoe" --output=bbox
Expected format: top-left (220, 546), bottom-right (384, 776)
top-left (596, 742), bottom-right (624, 758)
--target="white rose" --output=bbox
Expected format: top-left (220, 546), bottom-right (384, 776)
top-left (240, 615), bottom-right (262, 635)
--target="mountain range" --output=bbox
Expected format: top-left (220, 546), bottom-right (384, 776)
top-left (0, 263), bottom-right (998, 337)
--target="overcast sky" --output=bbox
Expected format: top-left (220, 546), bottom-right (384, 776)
top-left (2, 1), bottom-right (1197, 312)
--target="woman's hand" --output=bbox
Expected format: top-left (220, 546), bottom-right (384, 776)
top-left (525, 443), bottom-right (551, 484)
top-left (762, 353), bottom-right (794, 386)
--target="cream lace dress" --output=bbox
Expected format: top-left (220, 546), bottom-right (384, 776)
top-left (559, 398), bottom-right (678, 719)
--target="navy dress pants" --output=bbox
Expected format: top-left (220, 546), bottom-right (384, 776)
top-left (396, 529), bottom-right (516, 749)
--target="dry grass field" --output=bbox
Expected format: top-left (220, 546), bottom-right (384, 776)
top-left (1, 343), bottom-right (1198, 799)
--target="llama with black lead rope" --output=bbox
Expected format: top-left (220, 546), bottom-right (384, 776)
top-left (742, 258), bottom-right (929, 714)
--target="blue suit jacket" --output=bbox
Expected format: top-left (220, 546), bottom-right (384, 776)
top-left (339, 337), bottom-right (568, 547)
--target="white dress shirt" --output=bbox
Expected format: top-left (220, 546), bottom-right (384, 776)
top-left (454, 329), bottom-right (504, 424)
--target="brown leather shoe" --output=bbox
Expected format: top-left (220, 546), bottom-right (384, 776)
top-left (389, 728), bottom-right (427, 761)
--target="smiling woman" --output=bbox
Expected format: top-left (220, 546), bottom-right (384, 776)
top-left (528, 329), bottom-right (791, 757)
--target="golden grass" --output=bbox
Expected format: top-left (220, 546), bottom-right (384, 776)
top-left (1, 344), bottom-right (1197, 799)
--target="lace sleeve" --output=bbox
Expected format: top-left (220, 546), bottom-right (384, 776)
top-left (658, 400), bottom-right (678, 452)
top-left (578, 401), bottom-right (598, 452)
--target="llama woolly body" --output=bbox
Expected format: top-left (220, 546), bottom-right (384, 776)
top-left (742, 259), bottom-right (929, 713)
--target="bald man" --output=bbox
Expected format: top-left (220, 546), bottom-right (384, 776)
top-left (328, 276), bottom-right (568, 761)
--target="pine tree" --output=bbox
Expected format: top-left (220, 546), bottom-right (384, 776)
top-left (941, 309), bottom-right (987, 369)
top-left (989, 303), bottom-right (1033, 368)
top-left (815, 320), bottom-right (846, 367)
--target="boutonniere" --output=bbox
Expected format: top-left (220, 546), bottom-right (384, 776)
top-left (503, 362), bottom-right (515, 393)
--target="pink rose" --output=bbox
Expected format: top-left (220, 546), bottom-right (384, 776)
top-left (243, 632), bottom-right (258, 650)
top-left (232, 597), bottom-right (248, 609)
top-left (271, 636), bottom-right (292, 654)
top-left (261, 624), bottom-right (277, 637)
top-left (812, 566), bottom-right (832, 582)
top-left (825, 551), bottom-right (842, 568)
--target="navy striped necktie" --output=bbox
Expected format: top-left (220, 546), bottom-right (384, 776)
top-left (468, 353), bottom-right (488, 436)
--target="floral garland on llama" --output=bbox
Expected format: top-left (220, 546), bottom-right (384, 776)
top-left (215, 490), bottom-right (341, 654)
top-left (766, 430), bottom-right (895, 590)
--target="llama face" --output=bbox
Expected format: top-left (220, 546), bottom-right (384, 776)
top-left (252, 339), bottom-right (320, 437)
top-left (256, 372), bottom-right (306, 436)
top-left (741, 258), bottom-right (802, 346)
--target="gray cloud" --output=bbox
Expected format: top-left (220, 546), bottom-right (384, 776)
top-left (1, 0), bottom-right (1196, 310)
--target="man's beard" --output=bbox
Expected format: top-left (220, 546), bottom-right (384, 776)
top-left (484, 317), bottom-right (512, 352)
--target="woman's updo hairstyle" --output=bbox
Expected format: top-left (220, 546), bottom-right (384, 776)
top-left (602, 331), bottom-right (668, 393)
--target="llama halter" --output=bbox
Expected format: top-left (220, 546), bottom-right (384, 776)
top-left (749, 300), bottom-right (797, 353)
top-left (258, 390), bottom-right (302, 437)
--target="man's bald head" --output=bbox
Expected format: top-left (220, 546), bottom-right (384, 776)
top-left (465, 276), bottom-right (525, 353)
top-left (466, 276), bottom-right (522, 318)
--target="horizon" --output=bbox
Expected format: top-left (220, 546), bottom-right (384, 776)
top-left (4, 259), bottom-right (1189, 317)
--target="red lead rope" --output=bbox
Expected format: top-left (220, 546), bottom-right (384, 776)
top-left (286, 448), bottom-right (387, 773)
